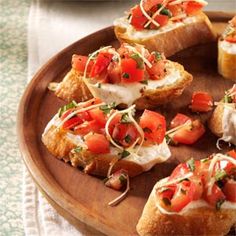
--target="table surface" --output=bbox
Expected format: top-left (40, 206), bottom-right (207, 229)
top-left (0, 0), bottom-right (235, 235)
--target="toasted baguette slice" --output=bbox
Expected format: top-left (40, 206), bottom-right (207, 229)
top-left (85, 61), bottom-right (193, 110)
top-left (218, 40), bottom-right (236, 81)
top-left (114, 12), bottom-right (216, 58)
top-left (136, 185), bottom-right (236, 236)
top-left (54, 68), bottom-right (92, 102)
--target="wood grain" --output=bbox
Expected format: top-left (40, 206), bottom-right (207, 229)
top-left (17, 12), bottom-right (235, 236)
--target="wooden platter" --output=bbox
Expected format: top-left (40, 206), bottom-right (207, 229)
top-left (18, 12), bottom-right (235, 236)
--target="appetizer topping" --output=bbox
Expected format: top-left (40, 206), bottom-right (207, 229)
top-left (155, 150), bottom-right (236, 213)
top-left (166, 113), bottom-right (205, 145)
top-left (104, 169), bottom-right (128, 190)
top-left (224, 84), bottom-right (236, 104)
top-left (189, 91), bottom-right (213, 113)
top-left (128, 0), bottom-right (207, 30)
top-left (71, 44), bottom-right (168, 85)
top-left (222, 16), bottom-right (236, 43)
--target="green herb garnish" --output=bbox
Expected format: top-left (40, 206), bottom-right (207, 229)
top-left (99, 102), bottom-right (116, 115)
top-left (130, 53), bottom-right (144, 69)
top-left (160, 8), bottom-right (172, 17)
top-left (153, 51), bottom-right (162, 61)
top-left (121, 113), bottom-right (131, 123)
top-left (124, 135), bottom-right (132, 143)
top-left (119, 174), bottom-right (127, 184)
top-left (223, 95), bottom-right (233, 103)
top-left (216, 199), bottom-right (225, 210)
top-left (200, 157), bottom-right (210, 163)
top-left (187, 158), bottom-right (195, 172)
top-left (58, 100), bottom-right (77, 117)
top-left (140, 80), bottom-right (148, 85)
top-left (72, 146), bottom-right (83, 153)
top-left (123, 73), bottom-right (130, 79)
top-left (97, 83), bottom-right (101, 88)
top-left (215, 170), bottom-right (227, 181)
top-left (120, 150), bottom-right (130, 158)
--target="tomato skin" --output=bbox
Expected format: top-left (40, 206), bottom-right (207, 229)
top-left (152, 15), bottom-right (169, 28)
top-left (139, 110), bottom-right (166, 144)
top-left (167, 4), bottom-right (182, 17)
top-left (105, 169), bottom-right (128, 190)
top-left (74, 120), bottom-right (102, 136)
top-left (85, 133), bottom-right (110, 154)
top-left (88, 108), bottom-right (107, 127)
top-left (90, 52), bottom-right (113, 78)
top-left (143, 0), bottom-right (163, 11)
top-left (112, 123), bottom-right (139, 147)
top-left (130, 5), bottom-right (147, 30)
top-left (121, 58), bottom-right (144, 83)
top-left (72, 55), bottom-right (94, 74)
top-left (204, 184), bottom-right (226, 207)
top-left (107, 61), bottom-right (121, 84)
top-left (146, 60), bottom-right (166, 80)
top-left (223, 180), bottom-right (236, 202)
top-left (170, 120), bottom-right (205, 145)
top-left (62, 116), bottom-right (83, 130)
top-left (190, 91), bottom-right (213, 113)
top-left (184, 1), bottom-right (204, 15)
top-left (170, 163), bottom-right (189, 180)
top-left (225, 35), bottom-right (236, 43)
top-left (170, 113), bottom-right (191, 129)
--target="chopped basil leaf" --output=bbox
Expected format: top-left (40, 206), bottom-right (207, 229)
top-left (215, 170), bottom-right (227, 181)
top-left (165, 134), bottom-right (171, 144)
top-left (58, 100), bottom-right (77, 117)
top-left (130, 53), bottom-right (144, 69)
top-left (123, 73), bottom-right (130, 79)
top-left (223, 95), bottom-right (233, 103)
top-left (112, 54), bottom-right (119, 62)
top-left (97, 83), bottom-right (101, 88)
top-left (153, 51), bottom-right (162, 61)
top-left (119, 174), bottom-right (127, 184)
top-left (160, 8), bottom-right (172, 17)
top-left (73, 146), bottom-right (83, 153)
top-left (200, 157), bottom-right (210, 163)
top-left (120, 150), bottom-right (130, 158)
top-left (121, 113), bottom-right (131, 123)
top-left (143, 127), bottom-right (152, 133)
top-left (99, 102), bottom-right (116, 115)
top-left (162, 198), bottom-right (171, 206)
top-left (216, 199), bottom-right (225, 210)
top-left (180, 188), bottom-right (187, 195)
top-left (124, 134), bottom-right (132, 143)
top-left (187, 158), bottom-right (195, 172)
top-left (140, 80), bottom-right (148, 85)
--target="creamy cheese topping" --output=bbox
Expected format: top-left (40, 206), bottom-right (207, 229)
top-left (221, 104), bottom-right (236, 145)
top-left (87, 66), bottom-right (181, 107)
top-left (114, 16), bottom-right (197, 39)
top-left (219, 40), bottom-right (236, 54)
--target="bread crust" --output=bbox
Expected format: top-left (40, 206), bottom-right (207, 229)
top-left (42, 125), bottom-right (144, 177)
top-left (136, 187), bottom-right (236, 236)
top-left (134, 62), bottom-right (193, 110)
top-left (114, 12), bottom-right (216, 58)
top-left (55, 68), bottom-right (93, 102)
top-left (208, 104), bottom-right (224, 138)
top-left (218, 40), bottom-right (236, 81)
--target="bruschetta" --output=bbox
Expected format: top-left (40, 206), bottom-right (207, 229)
top-left (208, 84), bottom-right (236, 146)
top-left (49, 44), bottom-right (193, 110)
top-left (42, 98), bottom-right (171, 177)
top-left (114, 0), bottom-right (216, 57)
top-left (136, 150), bottom-right (236, 235)
top-left (218, 16), bottom-right (236, 81)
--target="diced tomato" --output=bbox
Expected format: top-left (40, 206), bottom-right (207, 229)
top-left (61, 108), bottom-right (75, 120)
top-left (88, 108), bottom-right (107, 127)
top-left (139, 110), bottom-right (166, 144)
top-left (130, 5), bottom-right (147, 30)
top-left (170, 163), bottom-right (190, 180)
top-left (169, 120), bottom-right (205, 145)
top-left (71, 55), bottom-right (94, 74)
top-left (107, 61), bottom-right (121, 84)
top-left (143, 0), bottom-right (163, 11)
top-left (85, 133), bottom-right (110, 154)
top-left (112, 123), bottom-right (139, 147)
top-left (152, 14), bottom-right (169, 27)
top-left (158, 185), bottom-right (176, 205)
top-left (189, 91), bottom-right (213, 113)
top-left (223, 180), bottom-right (236, 202)
top-left (105, 169), bottom-right (128, 190)
top-left (108, 114), bottom-right (122, 135)
top-left (90, 52), bottom-right (113, 78)
top-left (167, 4), bottom-right (182, 17)
top-left (74, 120), bottom-right (102, 136)
top-left (62, 116), bottom-right (83, 130)
top-left (204, 184), bottom-right (226, 207)
top-left (121, 58), bottom-right (144, 83)
top-left (190, 177), bottom-right (203, 200)
top-left (146, 60), bottom-right (166, 80)
top-left (224, 149), bottom-right (236, 175)
top-left (184, 1), bottom-right (204, 15)
top-left (228, 149), bottom-right (236, 159)
top-left (225, 35), bottom-right (236, 43)
top-left (170, 113), bottom-right (192, 129)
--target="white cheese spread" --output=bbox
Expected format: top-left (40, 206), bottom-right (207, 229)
top-left (219, 40), bottom-right (236, 54)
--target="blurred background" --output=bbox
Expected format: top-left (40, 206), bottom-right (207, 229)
top-left (0, 0), bottom-right (235, 235)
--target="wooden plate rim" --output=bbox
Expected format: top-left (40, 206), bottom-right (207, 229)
top-left (17, 11), bottom-right (235, 235)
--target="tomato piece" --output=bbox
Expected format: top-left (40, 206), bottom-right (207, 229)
top-left (189, 91), bottom-right (213, 113)
top-left (146, 60), bottom-right (166, 80)
top-left (71, 55), bottom-right (94, 74)
top-left (228, 149), bottom-right (236, 159)
top-left (85, 133), bottom-right (110, 154)
top-left (112, 123), bottom-right (139, 147)
top-left (108, 114), bottom-right (122, 135)
top-left (169, 120), bottom-right (205, 145)
top-left (167, 4), bottom-right (182, 17)
top-left (88, 108), bottom-right (107, 127)
top-left (74, 120), bottom-right (102, 136)
top-left (143, 0), bottom-right (163, 11)
top-left (170, 113), bottom-right (192, 129)
top-left (153, 14), bottom-right (169, 27)
top-left (107, 61), bottom-right (121, 84)
top-left (225, 35), bottom-right (236, 43)
top-left (130, 5), bottom-right (147, 30)
top-left (184, 1), bottom-right (204, 15)
top-left (121, 58), bottom-right (144, 83)
top-left (139, 110), bottom-right (166, 144)
top-left (170, 163), bottom-right (190, 179)
top-left (105, 169), bottom-right (128, 190)
top-left (62, 116), bottom-right (83, 130)
top-left (61, 108), bottom-right (75, 120)
top-left (204, 184), bottom-right (226, 208)
top-left (223, 180), bottom-right (236, 202)
top-left (90, 52), bottom-right (113, 78)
